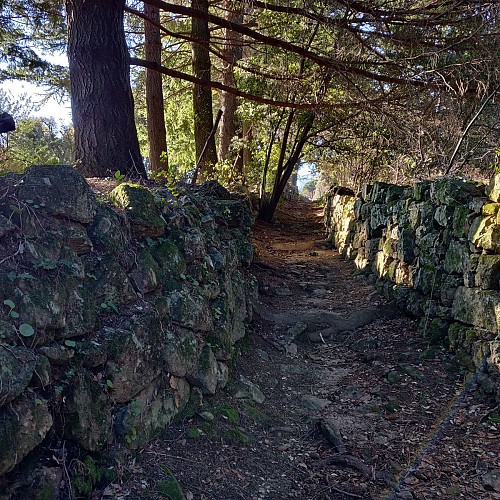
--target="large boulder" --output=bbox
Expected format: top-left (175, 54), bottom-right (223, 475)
top-left (430, 178), bottom-right (484, 206)
top-left (486, 173), bottom-right (500, 202)
top-left (110, 183), bottom-right (165, 238)
top-left (64, 372), bottom-right (113, 451)
top-left (187, 345), bottom-right (219, 395)
top-left (0, 394), bottom-right (53, 475)
top-left (103, 317), bottom-right (165, 403)
top-left (0, 347), bottom-right (37, 405)
top-left (87, 204), bottom-right (131, 254)
top-left (162, 327), bottom-right (199, 377)
top-left (452, 287), bottom-right (500, 333)
top-left (168, 288), bottom-right (213, 332)
top-left (114, 375), bottom-right (190, 449)
top-left (444, 240), bottom-right (470, 275)
top-left (476, 255), bottom-right (500, 290)
top-left (17, 165), bottom-right (97, 223)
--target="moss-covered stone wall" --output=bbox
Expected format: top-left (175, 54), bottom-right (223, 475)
top-left (0, 166), bottom-right (256, 482)
top-left (325, 177), bottom-right (500, 402)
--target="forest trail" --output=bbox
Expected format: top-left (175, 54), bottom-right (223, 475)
top-left (114, 200), bottom-right (499, 500)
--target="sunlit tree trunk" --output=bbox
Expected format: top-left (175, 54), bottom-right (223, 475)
top-left (191, 0), bottom-right (217, 180)
top-left (65, 0), bottom-right (145, 178)
top-left (145, 3), bottom-right (168, 175)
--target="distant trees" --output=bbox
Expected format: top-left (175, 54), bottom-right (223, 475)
top-left (0, 90), bottom-right (72, 172)
top-left (144, 3), bottom-right (168, 174)
top-left (190, 0), bottom-right (217, 178)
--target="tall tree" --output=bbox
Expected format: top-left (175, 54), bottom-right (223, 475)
top-left (191, 0), bottom-right (217, 179)
top-left (65, 0), bottom-right (145, 178)
top-left (218, 0), bottom-right (244, 173)
top-left (144, 3), bottom-right (168, 175)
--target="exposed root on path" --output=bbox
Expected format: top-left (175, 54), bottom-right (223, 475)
top-left (254, 302), bottom-right (400, 343)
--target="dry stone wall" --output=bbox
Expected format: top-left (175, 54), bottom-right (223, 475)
top-left (325, 177), bottom-right (500, 402)
top-left (0, 166), bottom-right (256, 481)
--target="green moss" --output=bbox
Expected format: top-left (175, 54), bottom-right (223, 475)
top-left (174, 392), bottom-right (202, 421)
top-left (242, 404), bottom-right (268, 423)
top-left (384, 401), bottom-right (400, 413)
top-left (454, 349), bottom-right (475, 371)
top-left (110, 183), bottom-right (165, 236)
top-left (222, 428), bottom-right (250, 444)
top-left (481, 202), bottom-right (500, 216)
top-left (71, 456), bottom-right (103, 498)
top-left (418, 318), bottom-right (450, 346)
top-left (420, 345), bottom-right (441, 360)
top-left (201, 421), bottom-right (216, 437)
top-left (186, 427), bottom-right (202, 439)
top-left (157, 465), bottom-right (185, 500)
top-left (217, 404), bottom-right (240, 425)
top-left (150, 240), bottom-right (186, 275)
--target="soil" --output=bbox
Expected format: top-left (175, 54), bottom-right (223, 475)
top-left (100, 199), bottom-right (500, 500)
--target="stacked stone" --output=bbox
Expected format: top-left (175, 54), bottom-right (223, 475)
top-left (0, 166), bottom-right (257, 477)
top-left (325, 176), bottom-right (500, 402)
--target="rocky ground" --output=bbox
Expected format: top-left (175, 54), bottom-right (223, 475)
top-left (104, 199), bottom-right (500, 500)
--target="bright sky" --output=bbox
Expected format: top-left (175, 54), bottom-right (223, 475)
top-left (0, 79), bottom-right (72, 126)
top-left (0, 53), bottom-right (72, 127)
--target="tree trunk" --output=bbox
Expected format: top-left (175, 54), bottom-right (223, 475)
top-left (191, 0), bottom-right (217, 180)
top-left (145, 3), bottom-right (168, 175)
top-left (258, 113), bottom-right (315, 222)
top-left (65, 0), bottom-right (145, 178)
top-left (218, 1), bottom-right (243, 170)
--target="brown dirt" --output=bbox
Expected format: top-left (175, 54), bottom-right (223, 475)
top-left (104, 199), bottom-right (500, 500)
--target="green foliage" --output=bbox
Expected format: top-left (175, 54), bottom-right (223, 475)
top-left (242, 403), bottom-right (268, 423)
top-left (2, 298), bottom-right (17, 319)
top-left (132, 53), bottom-right (195, 181)
top-left (54, 367), bottom-right (76, 396)
top-left (114, 170), bottom-right (125, 181)
top-left (18, 323), bottom-right (35, 337)
top-left (222, 428), bottom-right (250, 444)
top-left (100, 301), bottom-right (118, 314)
top-left (1, 0), bottom-right (498, 205)
top-left (186, 427), bottom-right (202, 439)
top-left (0, 112), bottom-right (73, 174)
top-left (488, 412), bottom-right (500, 424)
top-left (0, 0), bottom-right (68, 90)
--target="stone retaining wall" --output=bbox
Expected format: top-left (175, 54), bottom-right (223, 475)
top-left (0, 166), bottom-right (256, 484)
top-left (325, 177), bottom-right (500, 402)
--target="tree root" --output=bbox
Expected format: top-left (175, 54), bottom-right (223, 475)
top-left (329, 454), bottom-right (394, 486)
top-left (254, 302), bottom-right (400, 343)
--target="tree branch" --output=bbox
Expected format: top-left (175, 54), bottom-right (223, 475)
top-left (142, 0), bottom-right (436, 89)
top-left (130, 56), bottom-right (374, 110)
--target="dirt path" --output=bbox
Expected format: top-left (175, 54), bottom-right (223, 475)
top-left (112, 200), bottom-right (500, 500)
